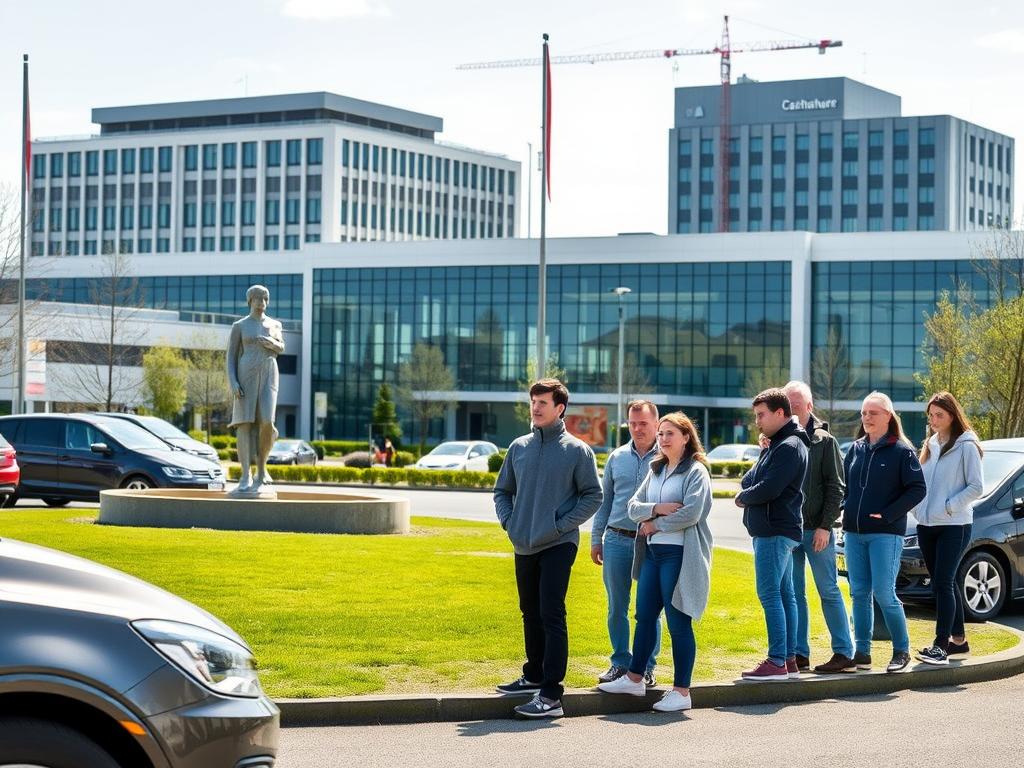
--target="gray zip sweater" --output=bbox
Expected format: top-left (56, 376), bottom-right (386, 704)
top-left (494, 419), bottom-right (603, 556)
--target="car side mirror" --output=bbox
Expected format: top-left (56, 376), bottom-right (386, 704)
top-left (90, 442), bottom-right (112, 456)
top-left (1012, 497), bottom-right (1024, 520)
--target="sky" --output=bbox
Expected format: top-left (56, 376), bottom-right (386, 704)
top-left (1, 0), bottom-right (1023, 237)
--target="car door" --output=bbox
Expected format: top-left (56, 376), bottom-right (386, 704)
top-left (300, 442), bottom-right (317, 464)
top-left (996, 470), bottom-right (1024, 598)
top-left (60, 421), bottom-right (120, 498)
top-left (467, 444), bottom-right (488, 471)
top-left (12, 419), bottom-right (65, 496)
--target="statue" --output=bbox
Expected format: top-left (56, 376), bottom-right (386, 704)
top-left (227, 284), bottom-right (285, 496)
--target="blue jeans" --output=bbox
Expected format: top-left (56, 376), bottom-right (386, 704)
top-left (792, 529), bottom-right (854, 659)
top-left (602, 529), bottom-right (659, 671)
top-left (753, 535), bottom-right (799, 666)
top-left (630, 544), bottom-right (696, 688)
top-left (844, 532), bottom-right (909, 655)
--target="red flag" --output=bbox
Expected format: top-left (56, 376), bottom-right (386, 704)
top-left (23, 55), bottom-right (31, 182)
top-left (543, 35), bottom-right (552, 200)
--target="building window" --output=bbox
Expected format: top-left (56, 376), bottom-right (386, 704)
top-left (103, 205), bottom-right (116, 230)
top-left (842, 189), bottom-right (858, 205)
top-left (202, 201), bottom-right (216, 226)
top-left (121, 148), bottom-right (135, 174)
top-left (183, 237), bottom-right (196, 252)
top-left (893, 157), bottom-right (909, 174)
top-left (893, 216), bottom-right (908, 231)
top-left (869, 159), bottom-right (883, 175)
top-left (919, 186), bottom-right (935, 203)
top-left (202, 144), bottom-right (217, 170)
top-left (121, 205), bottom-right (133, 230)
top-left (919, 157), bottom-right (935, 173)
top-left (772, 136), bottom-right (786, 152)
top-left (795, 162), bottom-right (809, 178)
top-left (919, 127), bottom-right (935, 145)
top-left (220, 236), bottom-right (235, 251)
top-left (818, 161), bottom-right (833, 177)
top-left (49, 207), bottom-right (62, 232)
top-left (307, 138), bottom-right (323, 165)
top-left (264, 234), bottom-right (279, 250)
top-left (700, 166), bottom-right (714, 181)
top-left (818, 189), bottom-right (833, 205)
top-left (33, 153), bottom-right (46, 179)
top-left (869, 131), bottom-right (883, 147)
top-left (284, 234), bottom-right (300, 250)
top-left (184, 145), bottom-right (198, 171)
top-left (819, 133), bottom-right (833, 150)
top-left (222, 200), bottom-right (235, 226)
top-left (221, 143), bottom-right (236, 169)
top-left (894, 188), bottom-right (909, 203)
top-left (242, 142), bottom-right (257, 168)
top-left (868, 217), bottom-right (883, 231)
top-left (158, 146), bottom-right (172, 172)
top-left (772, 164), bottom-right (785, 179)
top-left (67, 240), bottom-right (80, 256)
top-left (918, 215), bottom-right (934, 230)
top-left (700, 138), bottom-right (713, 154)
top-left (894, 129), bottom-right (909, 146)
top-left (749, 165), bottom-right (763, 180)
top-left (285, 198), bottom-right (300, 225)
top-left (67, 207), bottom-right (80, 231)
top-left (286, 139), bottom-right (301, 166)
top-left (103, 149), bottom-right (117, 175)
top-left (266, 199), bottom-right (280, 225)
top-left (266, 140), bottom-right (281, 166)
top-left (139, 147), bottom-right (153, 173)
top-left (138, 238), bottom-right (151, 253)
top-left (796, 134), bottom-right (810, 151)
top-left (85, 206), bottom-right (97, 231)
top-left (841, 217), bottom-right (857, 232)
top-left (242, 200), bottom-right (256, 225)
top-left (842, 161), bottom-right (858, 176)
top-left (50, 153), bottom-right (63, 178)
top-left (306, 198), bottom-right (321, 224)
top-left (158, 203), bottom-right (170, 228)
top-left (139, 205), bottom-right (151, 228)
top-left (842, 132), bottom-right (858, 149)
top-left (868, 188), bottom-right (884, 204)
top-left (183, 202), bottom-right (196, 227)
top-left (156, 238), bottom-right (170, 252)
top-left (817, 218), bottom-right (832, 232)
top-left (201, 236), bottom-right (215, 252)
top-left (86, 151), bottom-right (99, 176)
top-left (240, 235), bottom-right (255, 251)
top-left (679, 167), bottom-right (692, 182)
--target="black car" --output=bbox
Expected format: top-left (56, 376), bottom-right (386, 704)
top-left (0, 414), bottom-right (225, 506)
top-left (837, 437), bottom-right (1024, 622)
top-left (266, 439), bottom-right (318, 465)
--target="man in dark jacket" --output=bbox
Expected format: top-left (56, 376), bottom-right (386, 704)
top-left (783, 381), bottom-right (854, 675)
top-left (735, 388), bottom-right (809, 682)
top-left (493, 378), bottom-right (603, 718)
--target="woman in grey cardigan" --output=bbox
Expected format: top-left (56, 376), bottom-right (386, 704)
top-left (597, 411), bottom-right (713, 712)
top-left (914, 392), bottom-right (984, 666)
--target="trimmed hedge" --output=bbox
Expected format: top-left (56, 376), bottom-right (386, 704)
top-left (488, 450), bottom-right (507, 473)
top-left (226, 464), bottom-right (498, 489)
top-left (311, 440), bottom-right (375, 458)
top-left (708, 460), bottom-right (755, 478)
top-left (210, 435), bottom-right (236, 449)
top-left (393, 451), bottom-right (416, 468)
top-left (217, 448), bottom-right (239, 462)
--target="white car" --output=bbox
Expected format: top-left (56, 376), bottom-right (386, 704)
top-left (415, 441), bottom-right (500, 471)
top-left (706, 443), bottom-right (762, 462)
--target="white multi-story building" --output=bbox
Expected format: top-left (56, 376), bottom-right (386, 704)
top-left (29, 92), bottom-right (520, 258)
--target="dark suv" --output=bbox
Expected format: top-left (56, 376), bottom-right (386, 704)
top-left (0, 537), bottom-right (278, 766)
top-left (837, 437), bottom-right (1024, 622)
top-left (0, 414), bottom-right (225, 506)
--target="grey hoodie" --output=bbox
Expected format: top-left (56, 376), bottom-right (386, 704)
top-left (494, 419), bottom-right (603, 556)
top-left (914, 431), bottom-right (984, 526)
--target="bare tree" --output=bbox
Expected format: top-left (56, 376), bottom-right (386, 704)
top-left (186, 332), bottom-right (232, 442)
top-left (51, 248), bottom-right (145, 410)
top-left (811, 326), bottom-right (861, 434)
top-left (396, 342), bottom-right (457, 454)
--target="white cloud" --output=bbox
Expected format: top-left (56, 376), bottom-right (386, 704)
top-left (280, 0), bottom-right (391, 20)
top-left (974, 28), bottom-right (1024, 53)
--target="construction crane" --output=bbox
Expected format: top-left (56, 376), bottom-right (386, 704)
top-left (459, 15), bottom-right (842, 232)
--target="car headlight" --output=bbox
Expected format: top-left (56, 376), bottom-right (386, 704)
top-left (132, 619), bottom-right (262, 698)
top-left (903, 535), bottom-right (918, 548)
top-left (161, 466), bottom-right (194, 479)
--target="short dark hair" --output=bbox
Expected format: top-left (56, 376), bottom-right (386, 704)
top-left (529, 378), bottom-right (569, 413)
top-left (752, 387), bottom-right (791, 417)
top-left (627, 399), bottom-right (658, 418)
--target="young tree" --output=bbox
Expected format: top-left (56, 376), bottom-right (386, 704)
top-left (186, 335), bottom-right (231, 442)
top-left (141, 345), bottom-right (189, 420)
top-left (742, 351), bottom-right (789, 438)
top-left (514, 354), bottom-right (568, 428)
top-left (396, 343), bottom-right (456, 454)
top-left (371, 382), bottom-right (403, 444)
top-left (915, 290), bottom-right (978, 410)
top-left (811, 326), bottom-right (862, 435)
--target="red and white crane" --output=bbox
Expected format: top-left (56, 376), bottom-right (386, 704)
top-left (459, 15), bottom-right (842, 232)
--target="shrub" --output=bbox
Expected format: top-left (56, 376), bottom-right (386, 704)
top-left (217, 448), bottom-right (239, 462)
top-left (310, 443), bottom-right (325, 460)
top-left (311, 440), bottom-right (370, 457)
top-left (393, 451), bottom-right (416, 468)
top-left (209, 435), bottom-right (236, 449)
top-left (227, 464), bottom-right (498, 489)
top-left (488, 450), bottom-right (507, 473)
top-left (341, 451), bottom-right (374, 468)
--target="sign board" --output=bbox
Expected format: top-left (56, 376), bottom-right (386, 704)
top-left (564, 405), bottom-right (608, 448)
top-left (314, 391), bottom-right (328, 420)
top-left (25, 339), bottom-right (46, 398)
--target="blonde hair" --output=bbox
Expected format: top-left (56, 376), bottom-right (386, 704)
top-left (857, 391), bottom-right (913, 447)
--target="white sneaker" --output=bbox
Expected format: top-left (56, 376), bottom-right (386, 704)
top-left (597, 674), bottom-right (647, 696)
top-left (652, 690), bottom-right (692, 712)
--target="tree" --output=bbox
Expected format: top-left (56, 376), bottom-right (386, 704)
top-left (51, 248), bottom-right (144, 410)
top-left (396, 343), bottom-right (456, 454)
top-left (141, 345), bottom-right (189, 420)
top-left (914, 290), bottom-right (978, 409)
top-left (742, 351), bottom-right (789, 437)
top-left (371, 382), bottom-right (403, 444)
top-left (186, 334), bottom-right (231, 442)
top-left (514, 354), bottom-right (568, 428)
top-left (811, 326), bottom-right (861, 435)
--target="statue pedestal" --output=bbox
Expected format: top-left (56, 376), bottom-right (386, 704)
top-left (227, 486), bottom-right (278, 500)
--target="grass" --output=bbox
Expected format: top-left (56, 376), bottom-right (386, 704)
top-left (0, 509), bottom-right (1016, 698)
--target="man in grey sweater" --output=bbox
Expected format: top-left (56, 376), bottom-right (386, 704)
top-left (494, 379), bottom-right (603, 719)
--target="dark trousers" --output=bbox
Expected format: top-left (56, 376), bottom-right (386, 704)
top-left (917, 523), bottom-right (972, 650)
top-left (514, 542), bottom-right (577, 700)
top-left (630, 544), bottom-right (696, 688)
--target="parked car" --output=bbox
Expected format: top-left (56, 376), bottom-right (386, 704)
top-left (707, 443), bottom-right (762, 462)
top-left (414, 441), bottom-right (499, 471)
top-left (0, 433), bottom-right (19, 507)
top-left (0, 413), bottom-right (225, 506)
top-left (837, 437), bottom-right (1024, 622)
top-left (97, 413), bottom-right (220, 463)
top-left (0, 537), bottom-right (278, 766)
top-left (838, 440), bottom-right (855, 458)
top-left (267, 439), bottom-right (318, 465)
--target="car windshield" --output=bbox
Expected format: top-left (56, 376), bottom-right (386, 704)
top-left (93, 419), bottom-right (173, 451)
top-left (982, 451), bottom-right (1024, 495)
top-left (430, 443), bottom-right (469, 456)
top-left (707, 445), bottom-right (743, 460)
top-left (133, 415), bottom-right (192, 440)
top-left (273, 440), bottom-right (300, 451)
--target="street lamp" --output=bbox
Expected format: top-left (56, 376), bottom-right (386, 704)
top-left (612, 286), bottom-right (632, 448)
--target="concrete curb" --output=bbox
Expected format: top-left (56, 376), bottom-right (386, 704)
top-left (277, 623), bottom-right (1024, 726)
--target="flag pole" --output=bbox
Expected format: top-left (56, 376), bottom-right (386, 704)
top-left (17, 54), bottom-right (29, 415)
top-left (536, 33), bottom-right (549, 377)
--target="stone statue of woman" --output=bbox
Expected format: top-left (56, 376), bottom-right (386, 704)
top-left (227, 284), bottom-right (285, 495)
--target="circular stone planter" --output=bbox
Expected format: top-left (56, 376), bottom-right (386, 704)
top-left (98, 489), bottom-right (410, 535)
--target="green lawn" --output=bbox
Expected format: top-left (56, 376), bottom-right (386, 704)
top-left (0, 509), bottom-right (1016, 698)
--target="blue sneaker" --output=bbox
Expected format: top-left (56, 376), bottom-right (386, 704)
top-left (513, 694), bottom-right (563, 719)
top-left (496, 676), bottom-right (541, 695)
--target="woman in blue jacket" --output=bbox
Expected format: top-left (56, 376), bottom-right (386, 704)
top-left (842, 392), bottom-right (926, 674)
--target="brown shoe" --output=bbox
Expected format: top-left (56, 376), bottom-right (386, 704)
top-left (794, 654), bottom-right (810, 672)
top-left (813, 653), bottom-right (857, 674)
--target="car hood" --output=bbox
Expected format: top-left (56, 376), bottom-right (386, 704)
top-left (417, 455), bottom-right (465, 467)
top-left (164, 437), bottom-right (217, 455)
top-left (0, 538), bottom-right (246, 648)
top-left (134, 448), bottom-right (222, 471)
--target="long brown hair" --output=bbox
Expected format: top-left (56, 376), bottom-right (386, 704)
top-left (650, 411), bottom-right (709, 474)
top-left (855, 392), bottom-right (914, 448)
top-left (920, 391), bottom-right (983, 463)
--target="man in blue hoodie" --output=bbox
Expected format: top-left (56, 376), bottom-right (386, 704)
top-left (735, 388), bottom-right (810, 682)
top-left (493, 378), bottom-right (603, 718)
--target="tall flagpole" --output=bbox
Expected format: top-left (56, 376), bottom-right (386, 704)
top-left (536, 33), bottom-right (549, 376)
top-left (17, 54), bottom-right (29, 415)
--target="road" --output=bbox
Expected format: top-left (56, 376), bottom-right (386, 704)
top-left (275, 670), bottom-right (1024, 768)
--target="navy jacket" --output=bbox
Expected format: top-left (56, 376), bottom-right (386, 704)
top-left (738, 418), bottom-right (809, 542)
top-left (841, 434), bottom-right (927, 536)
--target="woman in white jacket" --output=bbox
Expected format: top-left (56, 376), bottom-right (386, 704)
top-left (915, 392), bottom-right (983, 666)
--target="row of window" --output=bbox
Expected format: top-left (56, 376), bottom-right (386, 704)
top-left (678, 215), bottom-right (937, 234)
top-left (340, 202), bottom-right (513, 239)
top-left (32, 231), bottom-right (323, 257)
top-left (680, 157), bottom-right (952, 181)
top-left (32, 139), bottom-right (326, 180)
top-left (682, 127), bottom-right (939, 157)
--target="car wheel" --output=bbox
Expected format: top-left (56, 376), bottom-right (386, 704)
top-left (0, 717), bottom-right (123, 768)
top-left (42, 497), bottom-right (71, 508)
top-left (959, 549), bottom-right (1007, 622)
top-left (121, 476), bottom-right (153, 491)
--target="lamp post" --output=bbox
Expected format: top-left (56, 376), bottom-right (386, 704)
top-left (612, 286), bottom-right (632, 448)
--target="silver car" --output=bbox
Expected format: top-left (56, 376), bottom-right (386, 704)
top-left (0, 538), bottom-right (278, 766)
